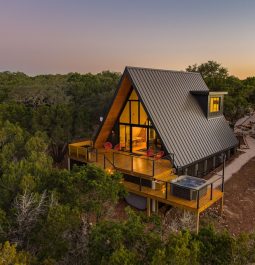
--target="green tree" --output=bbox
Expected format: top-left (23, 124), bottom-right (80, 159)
top-left (0, 241), bottom-right (31, 265)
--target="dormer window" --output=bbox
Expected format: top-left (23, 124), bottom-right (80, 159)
top-left (209, 97), bottom-right (221, 113)
top-left (190, 91), bottom-right (227, 118)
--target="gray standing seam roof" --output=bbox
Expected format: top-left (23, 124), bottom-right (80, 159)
top-left (125, 66), bottom-right (238, 168)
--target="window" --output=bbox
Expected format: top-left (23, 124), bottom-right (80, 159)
top-left (119, 89), bottom-right (148, 125)
top-left (210, 97), bottom-right (221, 113)
top-left (120, 102), bottom-right (130, 123)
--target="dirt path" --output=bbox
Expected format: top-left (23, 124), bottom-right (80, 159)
top-left (222, 156), bottom-right (255, 234)
top-left (202, 156), bottom-right (255, 235)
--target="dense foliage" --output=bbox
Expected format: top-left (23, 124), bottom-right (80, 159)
top-left (0, 71), bottom-right (120, 162)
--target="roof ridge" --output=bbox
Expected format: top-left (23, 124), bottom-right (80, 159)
top-left (125, 66), bottom-right (200, 75)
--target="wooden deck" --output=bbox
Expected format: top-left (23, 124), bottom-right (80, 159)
top-left (69, 144), bottom-right (173, 179)
top-left (123, 180), bottom-right (223, 213)
top-left (68, 142), bottom-right (224, 226)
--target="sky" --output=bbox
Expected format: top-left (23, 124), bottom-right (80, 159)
top-left (0, 0), bottom-right (255, 78)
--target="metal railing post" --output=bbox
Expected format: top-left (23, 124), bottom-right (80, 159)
top-left (103, 155), bottom-right (106, 169)
top-left (131, 156), bottom-right (133, 172)
top-left (165, 182), bottom-right (168, 199)
top-left (197, 189), bottom-right (200, 209)
top-left (152, 159), bottom-right (155, 176)
top-left (222, 154), bottom-right (226, 192)
top-left (139, 177), bottom-right (142, 191)
top-left (210, 183), bottom-right (213, 200)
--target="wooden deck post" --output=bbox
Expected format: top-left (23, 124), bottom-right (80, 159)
top-left (219, 195), bottom-right (224, 216)
top-left (67, 158), bottom-right (70, 171)
top-left (155, 200), bottom-right (159, 214)
top-left (196, 211), bottom-right (200, 234)
top-left (147, 198), bottom-right (151, 217)
top-left (152, 199), bottom-right (156, 212)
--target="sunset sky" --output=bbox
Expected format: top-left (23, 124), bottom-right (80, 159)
top-left (0, 0), bottom-right (255, 78)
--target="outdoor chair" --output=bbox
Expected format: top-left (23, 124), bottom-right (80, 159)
top-left (154, 150), bottom-right (164, 160)
top-left (103, 142), bottom-right (113, 151)
top-left (146, 148), bottom-right (154, 157)
top-left (114, 143), bottom-right (121, 151)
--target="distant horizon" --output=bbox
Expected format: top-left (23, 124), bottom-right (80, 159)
top-left (1, 63), bottom-right (254, 80)
top-left (1, 0), bottom-right (254, 79)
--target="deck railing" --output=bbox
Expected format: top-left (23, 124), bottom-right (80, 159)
top-left (135, 173), bottom-right (223, 210)
top-left (68, 144), bottom-right (172, 177)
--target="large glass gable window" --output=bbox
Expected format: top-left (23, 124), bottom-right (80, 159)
top-left (118, 88), bottom-right (162, 154)
top-left (120, 88), bottom-right (149, 126)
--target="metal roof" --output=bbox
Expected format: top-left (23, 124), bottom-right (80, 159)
top-left (125, 66), bottom-right (238, 168)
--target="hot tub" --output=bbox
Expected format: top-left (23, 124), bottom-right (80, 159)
top-left (170, 175), bottom-right (207, 201)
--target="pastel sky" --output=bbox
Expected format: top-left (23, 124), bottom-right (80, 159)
top-left (0, 0), bottom-right (255, 78)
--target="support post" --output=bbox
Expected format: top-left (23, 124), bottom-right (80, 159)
top-left (222, 154), bottom-right (226, 192)
top-left (184, 168), bottom-right (188, 175)
top-left (67, 158), bottom-right (70, 171)
top-left (165, 182), bottom-right (168, 199)
top-left (210, 183), bottom-right (213, 200)
top-left (103, 155), bottom-right (106, 169)
top-left (147, 198), bottom-right (151, 217)
top-left (139, 178), bottom-right (142, 191)
top-left (196, 211), bottom-right (200, 234)
top-left (155, 200), bottom-right (159, 214)
top-left (197, 189), bottom-right (200, 209)
top-left (152, 160), bottom-right (155, 176)
top-left (86, 148), bottom-right (89, 162)
top-left (219, 196), bottom-right (224, 216)
top-left (152, 199), bottom-right (156, 212)
top-left (131, 156), bottom-right (133, 172)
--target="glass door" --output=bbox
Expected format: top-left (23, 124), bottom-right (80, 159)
top-left (131, 126), bottom-right (147, 155)
top-left (119, 125), bottom-right (130, 152)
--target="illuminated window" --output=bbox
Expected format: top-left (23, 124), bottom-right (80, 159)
top-left (129, 89), bottom-right (138, 100)
top-left (210, 97), bottom-right (220, 113)
top-left (131, 101), bottom-right (139, 124)
top-left (120, 102), bottom-right (130, 123)
top-left (140, 104), bottom-right (148, 125)
top-left (119, 89), bottom-right (149, 125)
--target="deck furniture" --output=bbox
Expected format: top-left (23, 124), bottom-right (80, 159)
top-left (103, 142), bottom-right (113, 151)
top-left (114, 143), bottom-right (121, 151)
top-left (146, 148), bottom-right (154, 157)
top-left (154, 150), bottom-right (164, 160)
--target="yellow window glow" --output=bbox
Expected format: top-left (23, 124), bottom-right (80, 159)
top-left (210, 97), bottom-right (220, 112)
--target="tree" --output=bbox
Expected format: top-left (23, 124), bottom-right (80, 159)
top-left (0, 241), bottom-right (31, 265)
top-left (186, 60), bottom-right (228, 91)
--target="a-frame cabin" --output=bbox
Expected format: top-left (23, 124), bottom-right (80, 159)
top-left (68, 66), bottom-right (238, 232)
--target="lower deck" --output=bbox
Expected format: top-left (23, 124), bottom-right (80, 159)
top-left (123, 180), bottom-right (223, 213)
top-left (68, 141), bottom-right (224, 231)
